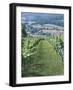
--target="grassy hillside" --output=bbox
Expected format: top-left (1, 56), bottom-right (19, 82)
top-left (22, 37), bottom-right (64, 77)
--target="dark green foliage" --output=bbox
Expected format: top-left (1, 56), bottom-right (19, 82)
top-left (21, 24), bottom-right (27, 37)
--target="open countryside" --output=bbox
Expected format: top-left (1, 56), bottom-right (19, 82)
top-left (21, 12), bottom-right (64, 77)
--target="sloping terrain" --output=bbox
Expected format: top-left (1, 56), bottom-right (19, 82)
top-left (22, 38), bottom-right (64, 77)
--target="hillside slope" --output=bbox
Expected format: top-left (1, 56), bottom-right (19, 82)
top-left (22, 39), bottom-right (64, 77)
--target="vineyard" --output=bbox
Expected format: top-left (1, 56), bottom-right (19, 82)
top-left (21, 12), bottom-right (64, 77)
top-left (21, 35), bottom-right (64, 77)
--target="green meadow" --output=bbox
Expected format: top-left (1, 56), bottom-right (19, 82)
top-left (21, 35), bottom-right (64, 77)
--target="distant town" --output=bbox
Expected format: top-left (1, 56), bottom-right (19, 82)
top-left (23, 22), bottom-right (64, 37)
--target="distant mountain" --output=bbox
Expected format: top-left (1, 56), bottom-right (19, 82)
top-left (21, 12), bottom-right (64, 27)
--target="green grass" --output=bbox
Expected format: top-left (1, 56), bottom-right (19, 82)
top-left (22, 37), bottom-right (64, 77)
